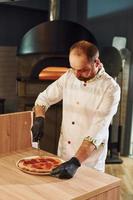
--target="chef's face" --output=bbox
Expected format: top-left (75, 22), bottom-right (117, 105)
top-left (69, 49), bottom-right (100, 81)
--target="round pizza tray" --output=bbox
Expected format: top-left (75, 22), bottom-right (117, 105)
top-left (16, 155), bottom-right (64, 176)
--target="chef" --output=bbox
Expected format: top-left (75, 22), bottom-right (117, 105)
top-left (31, 40), bottom-right (120, 179)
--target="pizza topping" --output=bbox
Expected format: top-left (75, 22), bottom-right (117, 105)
top-left (23, 159), bottom-right (38, 165)
top-left (32, 162), bottom-right (53, 170)
top-left (17, 156), bottom-right (63, 174)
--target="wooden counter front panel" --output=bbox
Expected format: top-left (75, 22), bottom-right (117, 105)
top-left (86, 187), bottom-right (120, 200)
top-left (0, 111), bottom-right (32, 154)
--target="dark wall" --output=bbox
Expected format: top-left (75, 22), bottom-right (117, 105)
top-left (60, 0), bottom-right (133, 52)
top-left (60, 0), bottom-right (87, 28)
top-left (0, 4), bottom-right (48, 46)
top-left (0, 4), bottom-right (48, 113)
top-left (86, 7), bottom-right (133, 52)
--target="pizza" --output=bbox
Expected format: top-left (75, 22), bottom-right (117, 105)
top-left (17, 156), bottom-right (63, 175)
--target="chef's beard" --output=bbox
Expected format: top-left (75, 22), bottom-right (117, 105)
top-left (76, 75), bottom-right (95, 82)
top-left (76, 69), bottom-right (99, 82)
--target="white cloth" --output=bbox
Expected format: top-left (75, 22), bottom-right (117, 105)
top-left (35, 67), bottom-right (120, 172)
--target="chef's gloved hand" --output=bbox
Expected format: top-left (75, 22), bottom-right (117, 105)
top-left (51, 157), bottom-right (81, 179)
top-left (31, 116), bottom-right (44, 142)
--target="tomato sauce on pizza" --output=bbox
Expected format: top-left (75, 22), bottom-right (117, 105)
top-left (17, 156), bottom-right (63, 174)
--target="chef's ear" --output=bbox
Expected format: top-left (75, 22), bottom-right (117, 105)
top-left (95, 58), bottom-right (103, 69)
top-left (95, 58), bottom-right (100, 64)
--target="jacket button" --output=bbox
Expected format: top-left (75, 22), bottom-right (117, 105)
top-left (84, 83), bottom-right (87, 86)
top-left (72, 121), bottom-right (75, 125)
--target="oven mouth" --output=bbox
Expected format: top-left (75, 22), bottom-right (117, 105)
top-left (39, 66), bottom-right (68, 80)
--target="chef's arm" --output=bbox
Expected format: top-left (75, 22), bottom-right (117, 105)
top-left (31, 105), bottom-right (46, 142)
top-left (51, 139), bottom-right (95, 179)
top-left (34, 105), bottom-right (46, 118)
top-left (75, 139), bottom-right (96, 163)
top-left (75, 83), bottom-right (121, 163)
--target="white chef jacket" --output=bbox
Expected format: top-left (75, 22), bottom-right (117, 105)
top-left (35, 67), bottom-right (120, 172)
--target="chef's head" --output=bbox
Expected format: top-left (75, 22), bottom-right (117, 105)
top-left (69, 40), bottom-right (102, 81)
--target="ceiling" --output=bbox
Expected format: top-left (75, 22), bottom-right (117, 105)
top-left (0, 0), bottom-right (49, 10)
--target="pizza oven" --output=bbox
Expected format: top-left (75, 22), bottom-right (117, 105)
top-left (16, 18), bottom-right (97, 111)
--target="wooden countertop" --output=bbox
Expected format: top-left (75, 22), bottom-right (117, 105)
top-left (0, 148), bottom-right (120, 200)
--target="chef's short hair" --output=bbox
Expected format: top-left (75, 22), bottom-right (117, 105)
top-left (70, 40), bottom-right (99, 61)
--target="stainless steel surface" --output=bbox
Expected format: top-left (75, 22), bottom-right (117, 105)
top-left (49, 0), bottom-right (60, 21)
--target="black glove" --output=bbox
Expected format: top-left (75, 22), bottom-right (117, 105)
top-left (51, 157), bottom-right (81, 179)
top-left (31, 116), bottom-right (44, 142)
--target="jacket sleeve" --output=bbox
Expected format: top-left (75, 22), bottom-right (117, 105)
top-left (35, 71), bottom-right (68, 110)
top-left (85, 83), bottom-right (121, 149)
